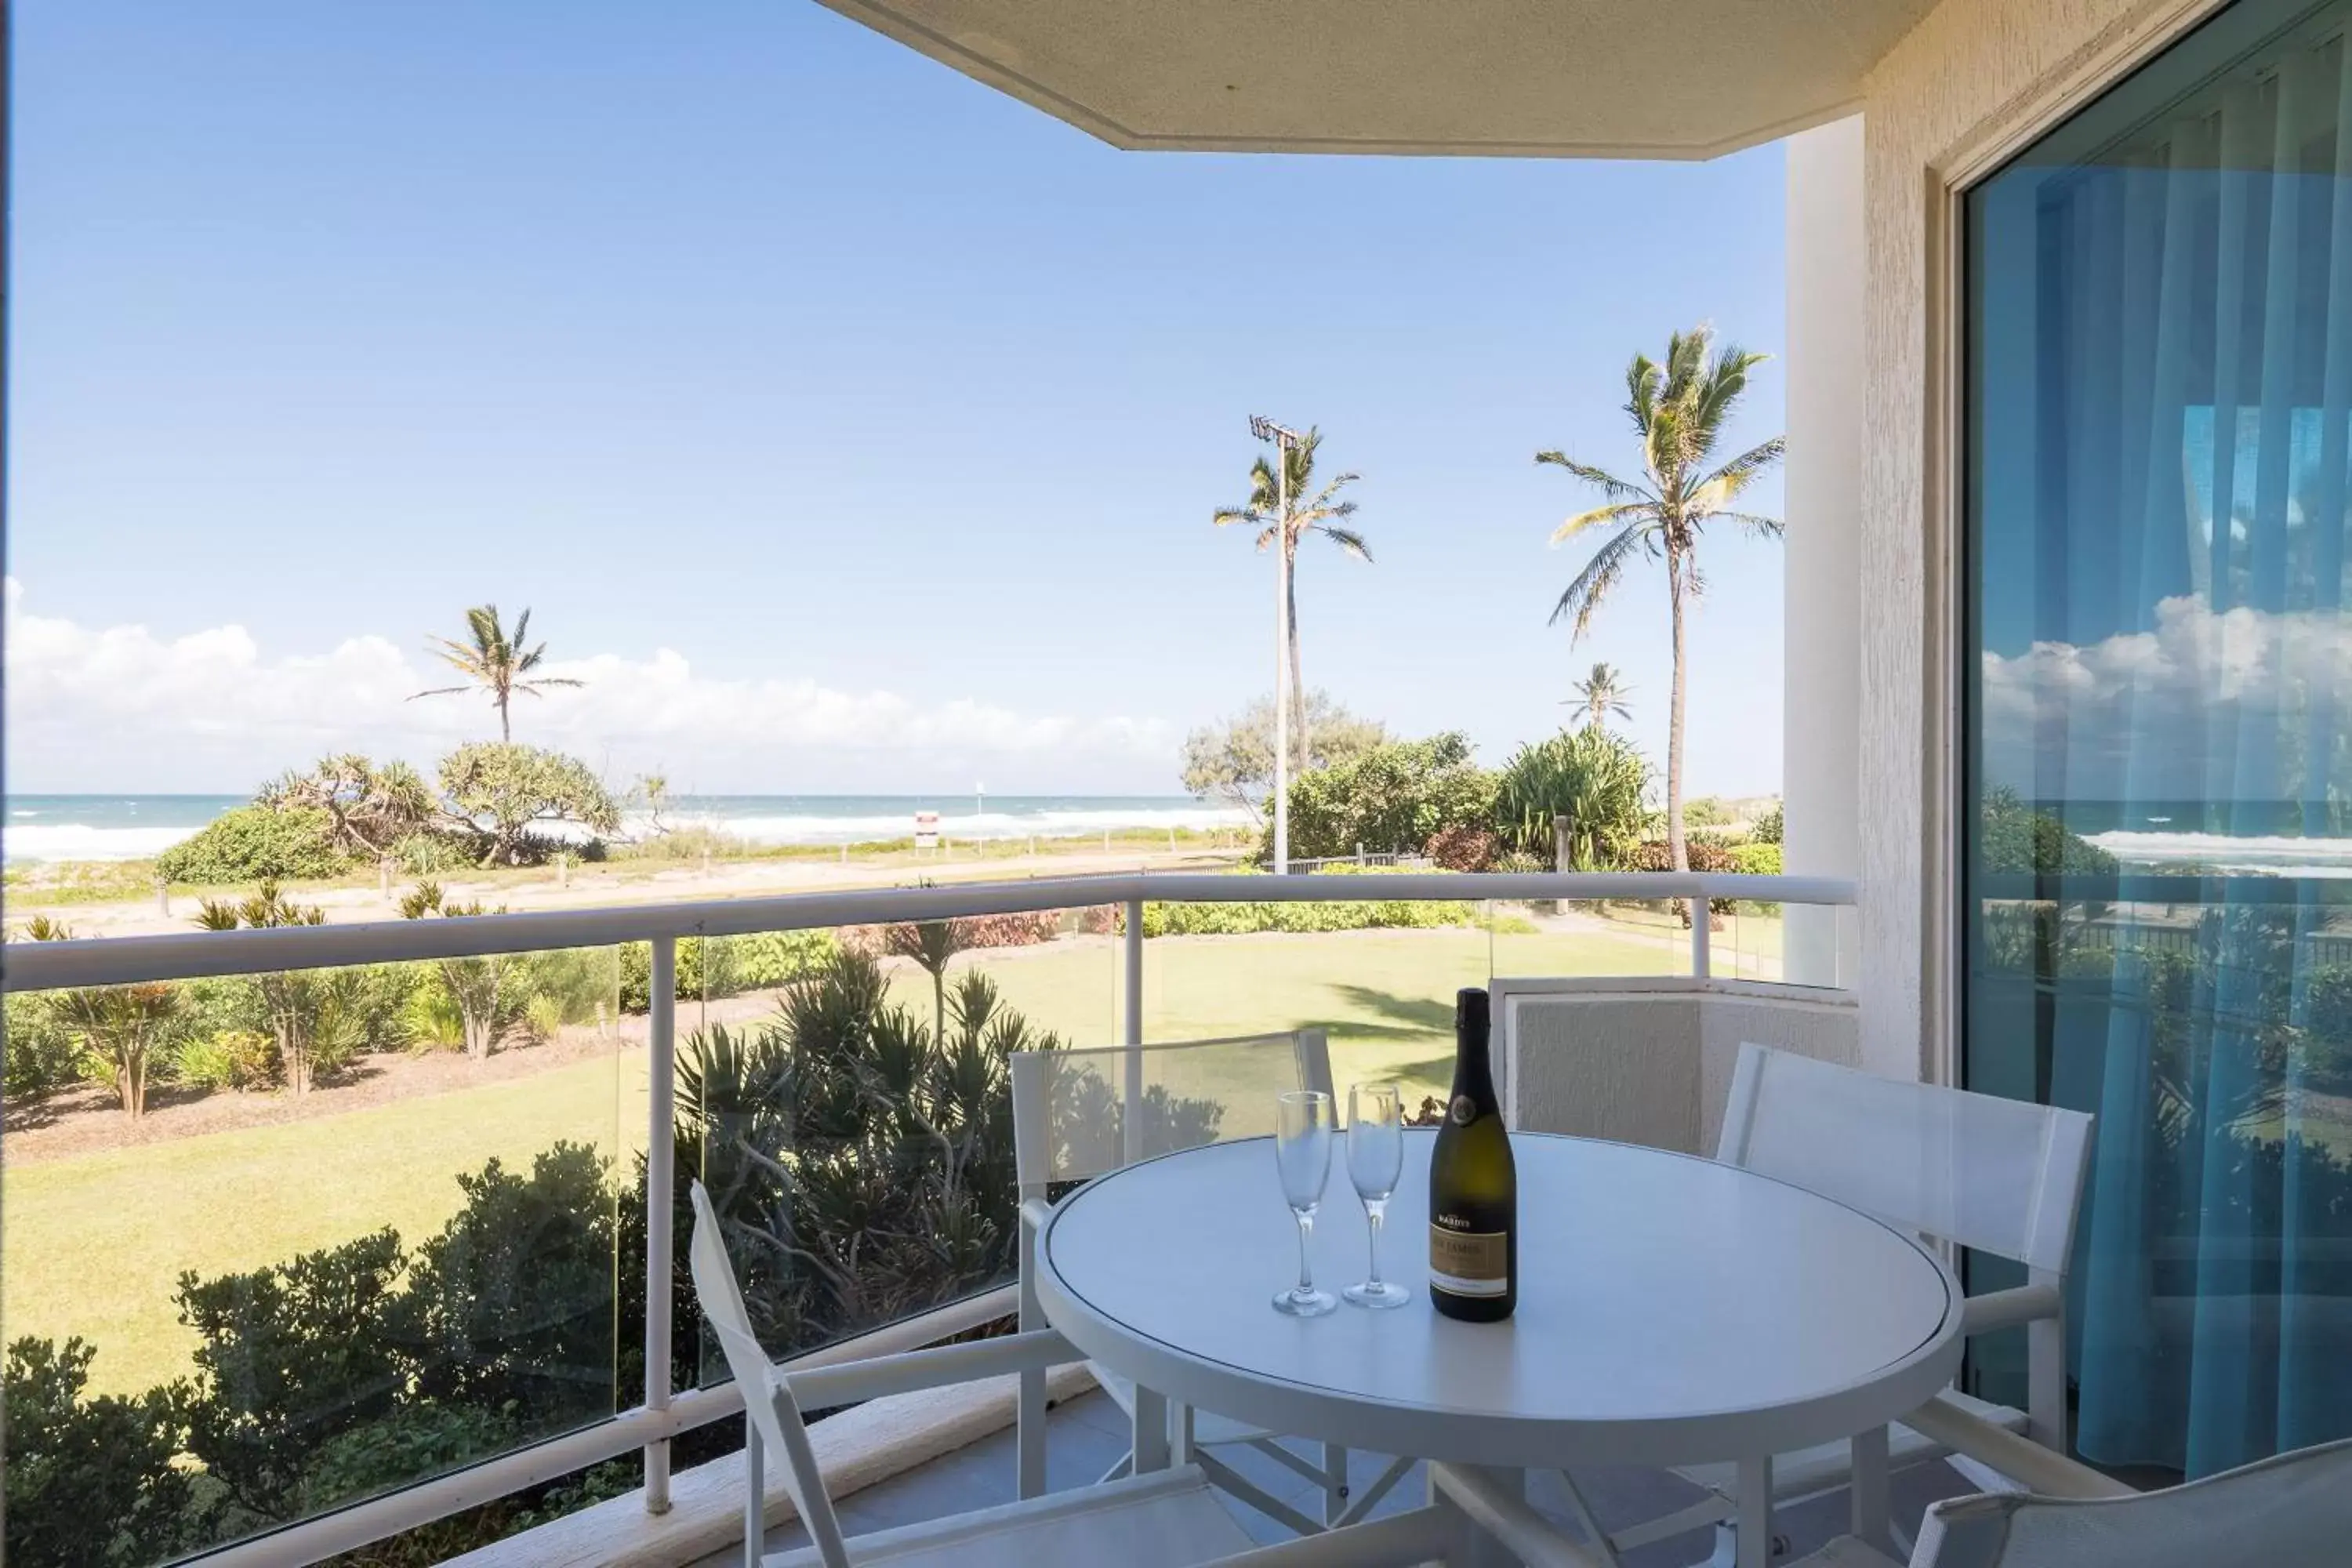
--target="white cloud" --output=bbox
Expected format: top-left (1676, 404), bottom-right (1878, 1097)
top-left (1980, 594), bottom-right (2352, 798)
top-left (2, 580), bottom-right (1176, 792)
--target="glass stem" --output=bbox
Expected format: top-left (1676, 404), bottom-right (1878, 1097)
top-left (1294, 1210), bottom-right (1315, 1295)
top-left (1366, 1200), bottom-right (1386, 1286)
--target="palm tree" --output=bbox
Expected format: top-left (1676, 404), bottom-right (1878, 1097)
top-left (409, 604), bottom-right (583, 742)
top-left (1214, 427), bottom-right (1370, 775)
top-left (1541, 327), bottom-right (1784, 872)
top-left (1566, 662), bottom-right (1635, 731)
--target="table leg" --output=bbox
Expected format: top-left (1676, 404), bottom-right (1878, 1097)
top-left (1434, 1465), bottom-right (1526, 1568)
top-left (1736, 1456), bottom-right (1773, 1568)
top-left (1851, 1425), bottom-right (1892, 1554)
top-left (1131, 1385), bottom-right (1171, 1475)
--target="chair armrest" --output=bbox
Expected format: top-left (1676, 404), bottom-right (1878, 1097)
top-left (1021, 1197), bottom-right (1054, 1236)
top-left (1430, 1463), bottom-right (1610, 1567)
top-left (1903, 1392), bottom-right (2135, 1500)
top-left (786, 1327), bottom-right (1080, 1409)
top-left (1958, 1283), bottom-right (2063, 1338)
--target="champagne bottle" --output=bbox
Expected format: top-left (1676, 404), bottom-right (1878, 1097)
top-left (1428, 986), bottom-right (1516, 1321)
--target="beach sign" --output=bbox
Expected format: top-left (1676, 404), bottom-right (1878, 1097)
top-left (914, 810), bottom-right (941, 849)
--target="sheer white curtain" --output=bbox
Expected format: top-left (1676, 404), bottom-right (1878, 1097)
top-left (2027, 29), bottom-right (2352, 1477)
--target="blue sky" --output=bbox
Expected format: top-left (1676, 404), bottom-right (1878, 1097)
top-left (7, 0), bottom-right (1789, 797)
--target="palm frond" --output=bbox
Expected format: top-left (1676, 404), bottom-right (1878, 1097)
top-left (407, 684), bottom-right (477, 701)
top-left (1551, 502), bottom-right (1657, 545)
top-left (1535, 452), bottom-right (1654, 506)
top-left (1548, 524), bottom-right (1646, 641)
top-left (1711, 511), bottom-right (1786, 539)
top-left (1317, 525), bottom-right (1372, 561)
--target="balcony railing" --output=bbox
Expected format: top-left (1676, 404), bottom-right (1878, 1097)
top-left (0, 869), bottom-right (1854, 1568)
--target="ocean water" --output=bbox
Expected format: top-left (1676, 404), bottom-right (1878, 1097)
top-left (2, 793), bottom-right (1251, 865)
top-left (2044, 799), bottom-right (2352, 878)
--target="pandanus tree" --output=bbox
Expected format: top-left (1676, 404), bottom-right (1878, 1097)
top-left (1214, 427), bottom-right (1371, 775)
top-left (411, 604), bottom-right (583, 742)
top-left (1540, 327), bottom-right (1783, 871)
top-left (193, 883), bottom-right (342, 1094)
top-left (400, 881), bottom-right (514, 1060)
top-left (20, 916), bottom-right (184, 1116)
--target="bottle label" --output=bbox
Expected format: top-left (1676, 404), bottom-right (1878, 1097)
top-left (1428, 1224), bottom-right (1508, 1298)
top-left (1449, 1094), bottom-right (1475, 1125)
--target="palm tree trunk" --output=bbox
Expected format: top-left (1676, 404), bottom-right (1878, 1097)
top-left (499, 692), bottom-right (511, 742)
top-left (1666, 546), bottom-right (1690, 874)
top-left (1285, 543), bottom-right (1308, 776)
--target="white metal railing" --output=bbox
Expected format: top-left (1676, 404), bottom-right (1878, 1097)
top-left (0, 869), bottom-right (1853, 1566)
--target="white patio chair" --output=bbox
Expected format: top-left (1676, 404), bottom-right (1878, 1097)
top-left (1902, 1433), bottom-right (2352, 1567)
top-left (688, 1180), bottom-right (1462, 1568)
top-left (1581, 1042), bottom-right (2099, 1566)
top-left (1011, 1030), bottom-right (1382, 1535)
top-left (1444, 1436), bottom-right (2352, 1568)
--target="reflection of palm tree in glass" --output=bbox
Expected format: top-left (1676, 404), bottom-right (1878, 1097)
top-left (1566, 662), bottom-right (1635, 731)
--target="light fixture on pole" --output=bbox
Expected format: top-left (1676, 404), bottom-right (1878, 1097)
top-left (1250, 415), bottom-right (1303, 875)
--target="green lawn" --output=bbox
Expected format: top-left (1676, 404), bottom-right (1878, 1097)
top-left (5, 921), bottom-right (1671, 1395)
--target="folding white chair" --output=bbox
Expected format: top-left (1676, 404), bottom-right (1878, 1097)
top-left (1011, 1030), bottom-right (1382, 1534)
top-left (688, 1180), bottom-right (1461, 1568)
top-left (1582, 1042), bottom-right (2100, 1567)
top-left (1902, 1434), bottom-right (2352, 1567)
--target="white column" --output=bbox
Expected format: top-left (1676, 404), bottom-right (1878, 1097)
top-left (1783, 115), bottom-right (1864, 991)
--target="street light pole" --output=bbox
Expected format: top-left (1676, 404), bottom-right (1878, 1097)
top-left (1250, 416), bottom-right (1301, 874)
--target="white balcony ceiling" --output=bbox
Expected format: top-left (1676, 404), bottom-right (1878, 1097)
top-left (815, 0), bottom-right (1929, 159)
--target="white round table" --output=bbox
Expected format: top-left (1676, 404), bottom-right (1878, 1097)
top-left (1036, 1129), bottom-right (1962, 1478)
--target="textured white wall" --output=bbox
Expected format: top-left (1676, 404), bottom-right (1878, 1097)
top-left (1853, 0), bottom-right (2208, 1082)
top-left (1784, 115), bottom-right (1866, 990)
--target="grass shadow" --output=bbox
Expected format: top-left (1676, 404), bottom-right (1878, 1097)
top-left (1327, 984), bottom-right (1454, 1034)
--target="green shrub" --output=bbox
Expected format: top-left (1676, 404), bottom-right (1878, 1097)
top-left (4, 991), bottom-right (85, 1101)
top-left (1729, 842), bottom-right (1783, 877)
top-left (156, 807), bottom-right (351, 884)
top-left (1494, 727), bottom-right (1652, 869)
top-left (174, 1030), bottom-right (279, 1092)
top-left (618, 931), bottom-right (839, 1012)
top-left (176, 1229), bottom-right (424, 1520)
top-left (1754, 803), bottom-right (1784, 844)
top-left (524, 994), bottom-right (567, 1043)
top-left (2, 1337), bottom-right (199, 1567)
top-left (1142, 892), bottom-right (1482, 937)
top-left (1980, 786), bottom-right (2117, 877)
top-left (404, 985), bottom-right (466, 1049)
top-left (391, 831), bottom-right (474, 875)
top-left (1276, 732), bottom-right (1496, 862)
top-left (521, 949), bottom-right (618, 1027)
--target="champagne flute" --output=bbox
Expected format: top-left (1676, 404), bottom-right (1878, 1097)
top-left (1342, 1083), bottom-right (1410, 1308)
top-left (1271, 1090), bottom-right (1338, 1317)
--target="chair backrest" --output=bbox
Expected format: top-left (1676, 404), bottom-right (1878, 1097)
top-left (1912, 1436), bottom-right (2352, 1567)
top-left (687, 1181), bottom-right (853, 1568)
top-left (1011, 1029), bottom-right (1333, 1200)
top-left (1717, 1042), bottom-right (2094, 1276)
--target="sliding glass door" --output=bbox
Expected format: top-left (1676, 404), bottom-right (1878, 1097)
top-left (1965, 0), bottom-right (2352, 1478)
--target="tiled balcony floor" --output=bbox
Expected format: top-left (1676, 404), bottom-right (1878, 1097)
top-left (691, 1388), bottom-right (1977, 1565)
